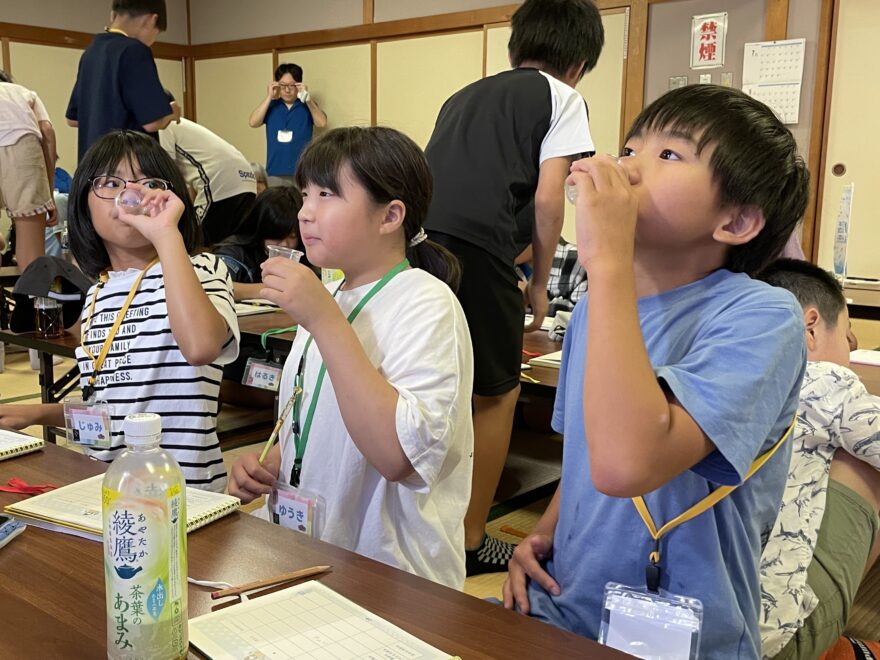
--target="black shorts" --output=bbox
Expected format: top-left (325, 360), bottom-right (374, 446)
top-left (432, 232), bottom-right (523, 396)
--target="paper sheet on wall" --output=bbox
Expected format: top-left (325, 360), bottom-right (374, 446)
top-left (742, 39), bottom-right (806, 124)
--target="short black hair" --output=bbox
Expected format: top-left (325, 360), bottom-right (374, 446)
top-left (627, 85), bottom-right (810, 275)
top-left (216, 187), bottom-right (304, 268)
top-left (68, 130), bottom-right (200, 278)
top-left (112, 0), bottom-right (167, 32)
top-left (275, 63), bottom-right (303, 83)
top-left (508, 0), bottom-right (604, 81)
top-left (758, 258), bottom-right (846, 328)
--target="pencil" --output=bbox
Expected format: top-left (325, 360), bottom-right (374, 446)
top-left (257, 387), bottom-right (301, 464)
top-left (211, 565), bottom-right (332, 599)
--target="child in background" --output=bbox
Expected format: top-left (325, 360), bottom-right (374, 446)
top-left (758, 258), bottom-right (880, 660)
top-left (0, 130), bottom-right (239, 492)
top-left (229, 127), bottom-right (474, 589)
top-left (212, 186), bottom-right (309, 301)
top-left (502, 85), bottom-right (810, 658)
top-left (424, 0), bottom-right (605, 576)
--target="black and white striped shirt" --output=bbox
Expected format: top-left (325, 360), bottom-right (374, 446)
top-left (75, 253), bottom-right (240, 491)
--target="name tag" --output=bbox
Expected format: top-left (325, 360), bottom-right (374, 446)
top-left (269, 483), bottom-right (323, 537)
top-left (243, 357), bottom-right (282, 392)
top-left (276, 129), bottom-right (293, 143)
top-left (64, 397), bottom-right (113, 449)
top-left (599, 582), bottom-right (703, 659)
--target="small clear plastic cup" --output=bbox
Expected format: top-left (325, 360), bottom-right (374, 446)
top-left (266, 245), bottom-right (304, 261)
top-left (115, 189), bottom-right (149, 216)
top-left (565, 183), bottom-right (578, 205)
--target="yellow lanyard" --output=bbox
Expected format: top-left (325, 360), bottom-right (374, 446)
top-left (80, 258), bottom-right (159, 399)
top-left (104, 27), bottom-right (129, 36)
top-left (633, 413), bottom-right (797, 591)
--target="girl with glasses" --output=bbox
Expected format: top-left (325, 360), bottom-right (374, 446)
top-left (0, 130), bottom-right (240, 492)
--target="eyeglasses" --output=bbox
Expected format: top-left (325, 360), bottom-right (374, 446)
top-left (278, 84), bottom-right (297, 91)
top-left (90, 175), bottom-right (171, 199)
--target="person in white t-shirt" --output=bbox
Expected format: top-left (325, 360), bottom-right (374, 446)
top-left (159, 91), bottom-right (257, 245)
top-left (0, 70), bottom-right (57, 269)
top-left (230, 126), bottom-right (474, 589)
top-left (0, 130), bottom-right (240, 492)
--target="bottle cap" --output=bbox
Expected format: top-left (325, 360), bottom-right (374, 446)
top-left (123, 413), bottom-right (162, 445)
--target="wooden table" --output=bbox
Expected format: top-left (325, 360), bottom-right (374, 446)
top-left (845, 282), bottom-right (880, 322)
top-left (0, 265), bottom-right (21, 288)
top-left (521, 330), bottom-right (880, 396)
top-left (0, 444), bottom-right (626, 659)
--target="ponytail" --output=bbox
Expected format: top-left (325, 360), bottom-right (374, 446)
top-left (406, 239), bottom-right (461, 292)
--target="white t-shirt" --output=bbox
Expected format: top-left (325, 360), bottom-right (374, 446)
top-left (0, 83), bottom-right (50, 146)
top-left (273, 268), bottom-right (474, 589)
top-left (75, 253), bottom-right (240, 492)
top-left (760, 360), bottom-right (880, 657)
top-left (159, 118), bottom-right (257, 220)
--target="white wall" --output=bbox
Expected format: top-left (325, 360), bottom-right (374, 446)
top-left (0, 0), bottom-right (188, 44)
top-left (188, 0), bottom-right (361, 44)
top-left (374, 0), bottom-right (514, 23)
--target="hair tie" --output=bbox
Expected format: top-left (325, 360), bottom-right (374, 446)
top-left (408, 228), bottom-right (428, 247)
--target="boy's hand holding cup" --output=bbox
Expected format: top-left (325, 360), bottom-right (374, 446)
top-left (568, 155), bottom-right (638, 272)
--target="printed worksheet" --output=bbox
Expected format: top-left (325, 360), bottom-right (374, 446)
top-left (189, 581), bottom-right (454, 659)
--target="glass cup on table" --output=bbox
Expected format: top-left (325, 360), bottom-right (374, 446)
top-left (34, 296), bottom-right (63, 338)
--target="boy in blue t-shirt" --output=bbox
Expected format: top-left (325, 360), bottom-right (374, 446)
top-left (502, 85), bottom-right (811, 658)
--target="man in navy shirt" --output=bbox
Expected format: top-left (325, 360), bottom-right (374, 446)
top-left (66, 0), bottom-right (180, 161)
top-left (248, 63), bottom-right (327, 187)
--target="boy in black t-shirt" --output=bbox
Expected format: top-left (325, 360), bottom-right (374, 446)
top-left (423, 0), bottom-right (605, 575)
top-left (67, 0), bottom-right (180, 160)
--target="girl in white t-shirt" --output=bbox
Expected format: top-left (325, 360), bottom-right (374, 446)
top-left (230, 127), bottom-right (474, 589)
top-left (0, 130), bottom-right (239, 491)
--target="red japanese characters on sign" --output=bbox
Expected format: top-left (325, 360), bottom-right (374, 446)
top-left (691, 13), bottom-right (727, 69)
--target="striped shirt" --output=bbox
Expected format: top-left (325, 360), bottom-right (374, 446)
top-left (75, 253), bottom-right (240, 491)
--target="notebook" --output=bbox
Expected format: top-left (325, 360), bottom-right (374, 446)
top-left (235, 301), bottom-right (277, 317)
top-left (523, 314), bottom-right (555, 331)
top-left (4, 474), bottom-right (240, 542)
top-left (189, 581), bottom-right (455, 660)
top-left (0, 430), bottom-right (44, 461)
top-left (528, 350), bottom-right (563, 369)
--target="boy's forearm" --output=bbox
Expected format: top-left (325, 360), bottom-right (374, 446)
top-left (155, 237), bottom-right (229, 365)
top-left (39, 122), bottom-right (56, 192)
top-left (532, 200), bottom-right (563, 287)
top-left (583, 268), bottom-right (711, 495)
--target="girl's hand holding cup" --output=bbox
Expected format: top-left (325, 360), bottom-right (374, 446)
top-left (114, 184), bottom-right (185, 246)
top-left (260, 254), bottom-right (339, 331)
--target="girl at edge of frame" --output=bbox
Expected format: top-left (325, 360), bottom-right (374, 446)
top-left (0, 130), bottom-right (240, 492)
top-left (229, 126), bottom-right (475, 590)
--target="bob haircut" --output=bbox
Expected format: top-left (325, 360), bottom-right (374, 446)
top-left (508, 0), bottom-right (604, 81)
top-left (68, 130), bottom-right (201, 278)
top-left (295, 126), bottom-right (461, 291)
top-left (626, 85), bottom-right (810, 276)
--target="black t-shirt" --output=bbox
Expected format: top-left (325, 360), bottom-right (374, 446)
top-left (67, 32), bottom-right (170, 160)
top-left (424, 68), bottom-right (593, 263)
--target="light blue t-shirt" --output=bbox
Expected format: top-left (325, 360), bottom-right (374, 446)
top-left (526, 269), bottom-right (806, 659)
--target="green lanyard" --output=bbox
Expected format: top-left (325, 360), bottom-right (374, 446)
top-left (289, 258), bottom-right (409, 486)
